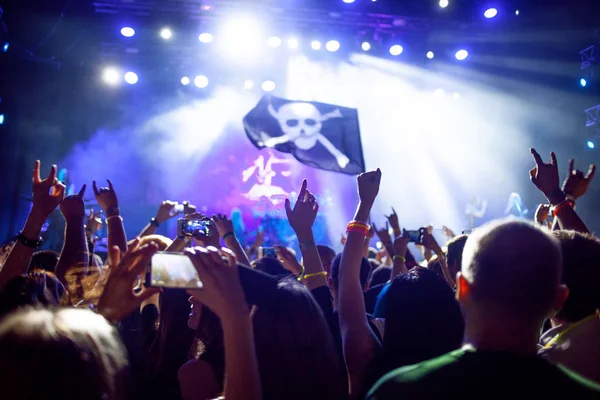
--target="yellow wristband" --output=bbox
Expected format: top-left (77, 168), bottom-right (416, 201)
top-left (393, 255), bottom-right (406, 263)
top-left (303, 271), bottom-right (328, 280)
top-left (297, 265), bottom-right (305, 281)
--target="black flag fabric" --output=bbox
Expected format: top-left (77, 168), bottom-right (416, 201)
top-left (243, 95), bottom-right (365, 175)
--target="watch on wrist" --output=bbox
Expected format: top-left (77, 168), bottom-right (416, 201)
top-left (150, 217), bottom-right (160, 228)
top-left (17, 231), bottom-right (43, 248)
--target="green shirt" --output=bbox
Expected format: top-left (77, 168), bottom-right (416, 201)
top-left (367, 346), bottom-right (600, 399)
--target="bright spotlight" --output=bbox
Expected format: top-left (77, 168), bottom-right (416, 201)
top-left (218, 16), bottom-right (265, 62)
top-left (580, 78), bottom-right (588, 87)
top-left (439, 0), bottom-right (449, 8)
top-left (361, 42), bottom-right (371, 51)
top-left (124, 71), bottom-right (138, 85)
top-left (515, 9), bottom-right (520, 16)
top-left (389, 45), bottom-right (403, 56)
top-left (160, 28), bottom-right (172, 40)
top-left (262, 80), bottom-right (276, 92)
top-left (433, 88), bottom-right (446, 98)
top-left (2, 42), bottom-right (8, 52)
top-left (426, 51), bottom-right (434, 59)
top-left (244, 80), bottom-right (254, 89)
top-left (199, 33), bottom-right (213, 43)
top-left (455, 49), bottom-right (469, 60)
top-left (287, 38), bottom-right (299, 49)
top-left (484, 8), bottom-right (498, 18)
top-left (194, 75), bottom-right (209, 88)
top-left (181, 76), bottom-right (190, 86)
top-left (120, 27), bottom-right (135, 37)
top-left (102, 67), bottom-right (120, 85)
top-left (587, 140), bottom-right (595, 149)
top-left (311, 41), bottom-right (322, 50)
top-left (325, 40), bottom-right (340, 52)
top-left (267, 36), bottom-right (282, 48)
top-left (452, 92), bottom-right (461, 99)
top-left (343, 0), bottom-right (355, 3)
top-left (0, 114), bottom-right (4, 125)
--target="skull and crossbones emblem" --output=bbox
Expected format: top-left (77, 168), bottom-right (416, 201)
top-left (264, 102), bottom-right (350, 169)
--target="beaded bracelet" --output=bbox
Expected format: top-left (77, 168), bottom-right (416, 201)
top-left (303, 271), bottom-right (328, 280)
top-left (551, 200), bottom-right (574, 217)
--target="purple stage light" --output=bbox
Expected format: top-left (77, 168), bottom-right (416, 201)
top-left (484, 8), bottom-right (498, 18)
top-left (120, 27), bottom-right (135, 37)
top-left (455, 49), bottom-right (468, 60)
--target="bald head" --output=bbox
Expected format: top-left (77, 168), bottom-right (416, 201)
top-left (461, 219), bottom-right (562, 320)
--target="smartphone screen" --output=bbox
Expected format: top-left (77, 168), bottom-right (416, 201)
top-left (259, 247), bottom-right (277, 258)
top-left (178, 219), bottom-right (210, 238)
top-left (405, 230), bottom-right (421, 243)
top-left (147, 252), bottom-right (203, 289)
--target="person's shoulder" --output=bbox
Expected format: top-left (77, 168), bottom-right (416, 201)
top-left (367, 347), bottom-right (468, 399)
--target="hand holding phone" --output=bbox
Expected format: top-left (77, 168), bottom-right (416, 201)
top-left (178, 218), bottom-right (211, 239)
top-left (404, 228), bottom-right (426, 244)
top-left (147, 252), bottom-right (203, 289)
top-left (258, 247), bottom-right (277, 258)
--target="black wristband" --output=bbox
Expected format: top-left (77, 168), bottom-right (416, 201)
top-left (17, 232), bottom-right (42, 248)
top-left (222, 232), bottom-right (234, 240)
top-left (547, 188), bottom-right (566, 206)
top-left (150, 217), bottom-right (160, 228)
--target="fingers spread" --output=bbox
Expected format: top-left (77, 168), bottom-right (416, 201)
top-left (530, 148), bottom-right (543, 165)
top-left (33, 160), bottom-right (42, 184)
top-left (93, 181), bottom-right (99, 196)
top-left (550, 152), bottom-right (557, 166)
top-left (586, 164), bottom-right (597, 181)
top-left (78, 184), bottom-right (87, 198)
top-left (568, 159), bottom-right (574, 174)
top-left (107, 179), bottom-right (114, 191)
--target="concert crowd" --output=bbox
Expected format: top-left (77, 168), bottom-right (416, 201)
top-left (0, 147), bottom-right (599, 400)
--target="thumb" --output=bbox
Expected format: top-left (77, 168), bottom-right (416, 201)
top-left (529, 167), bottom-right (537, 180)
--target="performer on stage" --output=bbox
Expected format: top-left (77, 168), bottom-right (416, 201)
top-left (465, 196), bottom-right (487, 230)
top-left (504, 192), bottom-right (528, 218)
top-left (242, 152), bottom-right (290, 201)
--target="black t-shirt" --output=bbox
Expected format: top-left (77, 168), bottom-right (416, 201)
top-left (367, 346), bottom-right (600, 399)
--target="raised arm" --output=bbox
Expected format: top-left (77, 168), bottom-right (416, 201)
top-left (186, 247), bottom-right (261, 400)
top-left (138, 200), bottom-right (178, 238)
top-left (338, 169), bottom-right (383, 399)
top-left (529, 149), bottom-right (590, 233)
top-left (391, 233), bottom-right (409, 279)
top-left (55, 185), bottom-right (89, 292)
top-left (0, 161), bottom-right (65, 290)
top-left (213, 213), bottom-right (252, 266)
top-left (93, 180), bottom-right (127, 261)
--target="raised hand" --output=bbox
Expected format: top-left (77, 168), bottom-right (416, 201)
top-left (393, 231), bottom-right (410, 258)
top-left (385, 207), bottom-right (401, 236)
top-left (86, 209), bottom-right (103, 239)
top-left (373, 221), bottom-right (393, 247)
top-left (93, 179), bottom-right (119, 216)
top-left (442, 225), bottom-right (456, 239)
top-left (185, 247), bottom-right (247, 319)
top-left (535, 204), bottom-right (551, 224)
top-left (357, 169), bottom-right (382, 206)
top-left (562, 159), bottom-right (596, 200)
top-left (186, 212), bottom-right (220, 248)
top-left (31, 160), bottom-right (66, 220)
top-left (421, 229), bottom-right (443, 256)
top-left (212, 213), bottom-right (235, 238)
top-left (285, 179), bottom-right (319, 235)
top-left (97, 243), bottom-right (161, 323)
top-left (156, 200), bottom-right (179, 223)
top-left (275, 245), bottom-right (303, 276)
top-left (529, 148), bottom-right (562, 202)
top-left (60, 185), bottom-right (87, 221)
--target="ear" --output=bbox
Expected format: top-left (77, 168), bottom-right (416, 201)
top-left (551, 284), bottom-right (569, 316)
top-left (456, 273), bottom-right (471, 303)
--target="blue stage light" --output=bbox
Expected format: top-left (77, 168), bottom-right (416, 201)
top-left (120, 27), bottom-right (135, 37)
top-left (124, 71), bottom-right (138, 84)
top-left (484, 8), bottom-right (498, 18)
top-left (326, 40), bottom-right (340, 52)
top-left (580, 78), bottom-right (588, 87)
top-left (361, 42), bottom-right (371, 51)
top-left (389, 45), bottom-right (403, 56)
top-left (587, 141), bottom-right (595, 149)
top-left (455, 49), bottom-right (469, 60)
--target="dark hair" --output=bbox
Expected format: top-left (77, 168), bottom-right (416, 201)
top-left (381, 267), bottom-right (464, 371)
top-left (316, 245), bottom-right (336, 273)
top-left (446, 234), bottom-right (468, 277)
top-left (369, 265), bottom-right (391, 287)
top-left (0, 272), bottom-right (68, 318)
top-left (252, 278), bottom-right (346, 400)
top-left (29, 250), bottom-right (60, 273)
top-left (0, 308), bottom-right (129, 400)
top-left (189, 305), bottom-right (225, 389)
top-left (330, 253), bottom-right (371, 292)
top-left (252, 257), bottom-right (292, 278)
top-left (552, 231), bottom-right (600, 322)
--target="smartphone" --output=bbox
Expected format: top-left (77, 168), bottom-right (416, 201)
top-left (178, 218), bottom-right (210, 238)
top-left (183, 201), bottom-right (196, 215)
top-left (259, 247), bottom-right (277, 258)
top-left (146, 252), bottom-right (203, 289)
top-left (405, 228), bottom-right (426, 244)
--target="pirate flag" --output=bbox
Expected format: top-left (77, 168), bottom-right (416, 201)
top-left (243, 95), bottom-right (365, 175)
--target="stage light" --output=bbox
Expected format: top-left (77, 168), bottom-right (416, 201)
top-left (361, 42), bottom-right (371, 51)
top-left (426, 51), bottom-right (434, 59)
top-left (484, 8), bottom-right (498, 18)
top-left (452, 92), bottom-right (461, 99)
top-left (439, 0), bottom-right (449, 8)
top-left (0, 114), bottom-right (4, 125)
top-left (102, 67), bottom-right (120, 85)
top-left (515, 10), bottom-right (520, 16)
top-left (311, 40), bottom-right (322, 50)
top-left (287, 38), bottom-right (299, 49)
top-left (580, 78), bottom-right (587, 87)
top-left (343, 0), bottom-right (355, 3)
top-left (587, 140), bottom-right (595, 149)
top-left (124, 71), bottom-right (138, 84)
top-left (181, 76), bottom-right (190, 85)
top-left (160, 28), bottom-right (172, 40)
top-left (218, 15), bottom-right (265, 62)
top-left (262, 80), bottom-right (276, 92)
top-left (2, 42), bottom-right (8, 52)
top-left (268, 36), bottom-right (282, 48)
top-left (199, 33), bottom-right (213, 43)
top-left (389, 45), bottom-right (403, 56)
top-left (325, 40), bottom-right (340, 52)
top-left (120, 27), bottom-right (135, 37)
top-left (244, 80), bottom-right (254, 89)
top-left (433, 88), bottom-right (446, 98)
top-left (194, 75), bottom-right (209, 88)
top-left (455, 49), bottom-right (469, 60)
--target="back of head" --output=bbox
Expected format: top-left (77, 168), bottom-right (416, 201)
top-left (316, 245), bottom-right (336, 274)
top-left (29, 250), bottom-right (60, 273)
top-left (369, 264), bottom-right (391, 287)
top-left (446, 234), bottom-right (468, 278)
top-left (252, 257), bottom-right (292, 278)
top-left (252, 278), bottom-right (346, 400)
top-left (382, 267), bottom-right (464, 370)
top-left (330, 253), bottom-right (371, 293)
top-left (0, 272), bottom-right (68, 319)
top-left (0, 308), bottom-right (128, 400)
top-left (461, 219), bottom-right (562, 321)
top-left (552, 230), bottom-right (600, 322)
top-left (136, 235), bottom-right (173, 251)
